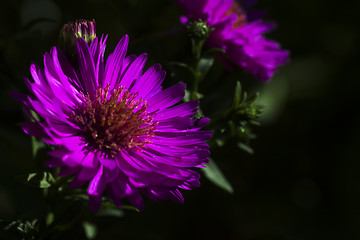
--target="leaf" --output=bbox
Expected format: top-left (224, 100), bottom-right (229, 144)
top-left (98, 202), bottom-right (126, 217)
top-left (82, 221), bottom-right (97, 240)
top-left (122, 205), bottom-right (140, 212)
top-left (197, 57), bottom-right (214, 79)
top-left (184, 89), bottom-right (191, 102)
top-left (202, 158), bottom-right (234, 193)
top-left (233, 81), bottom-right (242, 109)
top-left (215, 138), bottom-right (225, 147)
top-left (247, 92), bottom-right (260, 104)
top-left (29, 110), bottom-right (46, 158)
top-left (31, 136), bottom-right (46, 158)
top-left (97, 208), bottom-right (125, 218)
top-left (167, 61), bottom-right (195, 75)
top-left (18, 172), bottom-right (55, 188)
top-left (46, 212), bottom-right (54, 226)
top-left (195, 92), bottom-right (204, 99)
top-left (204, 47), bottom-right (226, 54)
top-left (237, 142), bottom-right (254, 154)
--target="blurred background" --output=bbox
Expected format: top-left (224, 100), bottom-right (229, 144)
top-left (0, 0), bottom-right (359, 239)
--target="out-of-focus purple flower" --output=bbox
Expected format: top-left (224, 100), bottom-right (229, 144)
top-left (13, 34), bottom-right (211, 212)
top-left (176, 0), bottom-right (289, 81)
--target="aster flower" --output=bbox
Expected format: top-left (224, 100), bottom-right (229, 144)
top-left (12, 34), bottom-right (211, 212)
top-left (176, 0), bottom-right (289, 81)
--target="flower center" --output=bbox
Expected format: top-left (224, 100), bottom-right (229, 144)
top-left (225, 2), bottom-right (247, 29)
top-left (69, 85), bottom-right (157, 157)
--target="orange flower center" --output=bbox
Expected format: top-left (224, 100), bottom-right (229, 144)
top-left (70, 85), bottom-right (157, 157)
top-left (224, 1), bottom-right (247, 29)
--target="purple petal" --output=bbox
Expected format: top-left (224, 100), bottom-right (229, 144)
top-left (88, 165), bottom-right (106, 196)
top-left (130, 64), bottom-right (165, 99)
top-left (119, 53), bottom-right (147, 89)
top-left (21, 122), bottom-right (47, 138)
top-left (76, 38), bottom-right (97, 96)
top-left (89, 195), bottom-right (102, 213)
top-left (147, 83), bottom-right (186, 112)
top-left (154, 100), bottom-right (199, 120)
top-left (103, 35), bottom-right (129, 88)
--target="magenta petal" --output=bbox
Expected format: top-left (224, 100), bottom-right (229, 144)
top-left (103, 35), bottom-right (129, 88)
top-left (70, 176), bottom-right (88, 188)
top-left (127, 190), bottom-right (144, 210)
top-left (81, 152), bottom-right (97, 168)
top-left (147, 83), bottom-right (186, 112)
top-left (76, 38), bottom-right (97, 96)
top-left (46, 158), bottom-right (64, 168)
top-left (169, 189), bottom-right (184, 203)
top-left (78, 167), bottom-right (98, 181)
top-left (98, 156), bottom-right (117, 170)
top-left (89, 195), bottom-right (102, 213)
top-left (154, 100), bottom-right (199, 120)
top-left (88, 166), bottom-right (105, 196)
top-left (130, 63), bottom-right (165, 99)
top-left (119, 53), bottom-right (147, 89)
top-left (21, 122), bottom-right (47, 138)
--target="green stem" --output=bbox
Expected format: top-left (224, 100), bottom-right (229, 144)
top-left (190, 39), bottom-right (205, 101)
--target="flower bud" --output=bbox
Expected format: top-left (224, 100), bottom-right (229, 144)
top-left (186, 20), bottom-right (212, 41)
top-left (59, 19), bottom-right (96, 60)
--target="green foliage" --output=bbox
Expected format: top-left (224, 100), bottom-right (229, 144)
top-left (31, 136), bottom-right (46, 158)
top-left (82, 221), bottom-right (97, 240)
top-left (17, 171), bottom-right (55, 189)
top-left (197, 57), bottom-right (214, 81)
top-left (3, 218), bottom-right (45, 240)
top-left (209, 81), bottom-right (262, 154)
top-left (202, 158), bottom-right (234, 194)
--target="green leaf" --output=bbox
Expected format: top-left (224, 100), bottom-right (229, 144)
top-left (18, 172), bottom-right (55, 189)
top-left (167, 61), bottom-right (195, 75)
top-left (82, 221), bottom-right (97, 240)
top-left (46, 212), bottom-right (54, 226)
top-left (202, 158), bottom-right (234, 193)
top-left (31, 136), bottom-right (46, 158)
top-left (233, 81), bottom-right (242, 109)
top-left (197, 57), bottom-right (214, 79)
top-left (184, 89), bottom-right (191, 102)
top-left (204, 47), bottom-right (226, 55)
top-left (97, 207), bottom-right (125, 218)
top-left (215, 138), bottom-right (225, 147)
top-left (237, 142), bottom-right (254, 154)
top-left (247, 92), bottom-right (260, 104)
top-left (195, 92), bottom-right (204, 99)
top-left (122, 205), bottom-right (140, 212)
top-left (29, 111), bottom-right (46, 158)
top-left (98, 202), bottom-right (126, 217)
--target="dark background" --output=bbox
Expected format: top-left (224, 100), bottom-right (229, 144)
top-left (0, 0), bottom-right (359, 239)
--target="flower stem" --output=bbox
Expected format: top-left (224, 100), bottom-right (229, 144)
top-left (190, 38), bottom-right (205, 100)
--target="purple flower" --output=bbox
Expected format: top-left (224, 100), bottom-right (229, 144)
top-left (13, 34), bottom-right (211, 212)
top-left (177, 0), bottom-right (289, 81)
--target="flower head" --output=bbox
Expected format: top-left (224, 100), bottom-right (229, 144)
top-left (177, 0), bottom-right (289, 81)
top-left (13, 34), bottom-right (211, 212)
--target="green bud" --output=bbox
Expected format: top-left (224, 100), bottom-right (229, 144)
top-left (186, 20), bottom-right (213, 41)
top-left (238, 104), bottom-right (262, 121)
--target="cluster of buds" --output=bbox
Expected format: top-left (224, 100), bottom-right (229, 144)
top-left (213, 81), bottom-right (263, 153)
